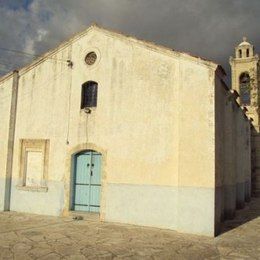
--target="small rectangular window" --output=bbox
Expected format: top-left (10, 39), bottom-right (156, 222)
top-left (18, 139), bottom-right (49, 191)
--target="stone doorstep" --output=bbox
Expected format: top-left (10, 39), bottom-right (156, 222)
top-left (68, 211), bottom-right (100, 221)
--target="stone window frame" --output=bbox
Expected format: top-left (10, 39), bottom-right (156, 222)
top-left (16, 139), bottom-right (49, 192)
top-left (85, 51), bottom-right (97, 65)
top-left (82, 47), bottom-right (101, 70)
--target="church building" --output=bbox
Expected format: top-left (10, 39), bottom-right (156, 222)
top-left (0, 25), bottom-right (253, 237)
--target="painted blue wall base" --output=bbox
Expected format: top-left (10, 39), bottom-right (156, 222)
top-left (10, 180), bottom-right (64, 216)
top-left (105, 183), bottom-right (215, 236)
top-left (0, 178), bottom-right (6, 211)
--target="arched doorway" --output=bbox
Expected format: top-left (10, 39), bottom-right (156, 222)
top-left (72, 150), bottom-right (102, 212)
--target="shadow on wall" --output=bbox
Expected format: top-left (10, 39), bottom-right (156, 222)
top-left (220, 197), bottom-right (260, 234)
top-left (251, 128), bottom-right (260, 198)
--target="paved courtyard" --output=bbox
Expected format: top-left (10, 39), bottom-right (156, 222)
top-left (0, 198), bottom-right (259, 259)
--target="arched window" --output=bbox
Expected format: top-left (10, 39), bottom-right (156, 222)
top-left (239, 73), bottom-right (250, 106)
top-left (239, 49), bottom-right (242, 58)
top-left (81, 81), bottom-right (98, 109)
top-left (246, 48), bottom-right (249, 57)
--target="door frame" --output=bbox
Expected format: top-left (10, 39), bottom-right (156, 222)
top-left (63, 143), bottom-right (107, 220)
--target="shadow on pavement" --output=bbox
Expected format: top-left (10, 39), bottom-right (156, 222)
top-left (220, 196), bottom-right (260, 234)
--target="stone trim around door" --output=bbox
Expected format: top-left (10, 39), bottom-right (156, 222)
top-left (63, 143), bottom-right (107, 221)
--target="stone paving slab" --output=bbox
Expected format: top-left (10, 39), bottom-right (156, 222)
top-left (0, 197), bottom-right (259, 259)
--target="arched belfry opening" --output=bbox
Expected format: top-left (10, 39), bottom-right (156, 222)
top-left (246, 48), bottom-right (250, 57)
top-left (239, 72), bottom-right (251, 106)
top-left (235, 37), bottom-right (253, 59)
top-left (239, 49), bottom-right (242, 58)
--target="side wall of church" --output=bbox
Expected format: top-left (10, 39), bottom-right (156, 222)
top-left (214, 73), bottom-right (226, 233)
top-left (0, 75), bottom-right (13, 210)
top-left (215, 75), bottom-right (251, 226)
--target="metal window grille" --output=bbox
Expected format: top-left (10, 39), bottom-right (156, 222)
top-left (85, 52), bottom-right (97, 65)
top-left (81, 81), bottom-right (98, 108)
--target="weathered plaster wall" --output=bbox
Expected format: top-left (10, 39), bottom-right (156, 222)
top-left (252, 133), bottom-right (260, 196)
top-left (175, 60), bottom-right (215, 235)
top-left (0, 75), bottom-right (13, 210)
top-left (214, 74), bottom-right (251, 229)
top-left (236, 108), bottom-right (245, 208)
top-left (234, 108), bottom-right (251, 209)
top-left (214, 73), bottom-right (226, 232)
top-left (10, 48), bottom-right (72, 215)
top-left (223, 95), bottom-right (237, 219)
top-left (244, 118), bottom-right (251, 202)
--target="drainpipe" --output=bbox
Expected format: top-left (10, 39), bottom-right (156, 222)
top-left (4, 70), bottom-right (19, 211)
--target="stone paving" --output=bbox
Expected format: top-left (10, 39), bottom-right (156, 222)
top-left (0, 198), bottom-right (259, 259)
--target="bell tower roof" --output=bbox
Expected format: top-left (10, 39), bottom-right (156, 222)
top-left (233, 37), bottom-right (255, 59)
top-left (238, 37), bottom-right (251, 47)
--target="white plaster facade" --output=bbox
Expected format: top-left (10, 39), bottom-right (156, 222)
top-left (0, 25), bottom-right (251, 236)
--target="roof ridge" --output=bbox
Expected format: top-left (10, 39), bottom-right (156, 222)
top-left (94, 24), bottom-right (220, 67)
top-left (0, 23), bottom-right (224, 83)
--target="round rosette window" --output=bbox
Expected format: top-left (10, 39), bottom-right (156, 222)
top-left (85, 52), bottom-right (97, 65)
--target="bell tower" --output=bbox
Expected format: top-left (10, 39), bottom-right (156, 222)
top-left (230, 37), bottom-right (260, 130)
top-left (230, 37), bottom-right (260, 197)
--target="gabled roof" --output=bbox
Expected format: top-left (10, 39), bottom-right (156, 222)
top-left (0, 23), bottom-right (225, 83)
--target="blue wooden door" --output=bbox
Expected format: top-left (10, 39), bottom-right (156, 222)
top-left (73, 151), bottom-right (102, 212)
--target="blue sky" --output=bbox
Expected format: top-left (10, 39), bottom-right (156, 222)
top-left (1, 0), bottom-right (33, 10)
